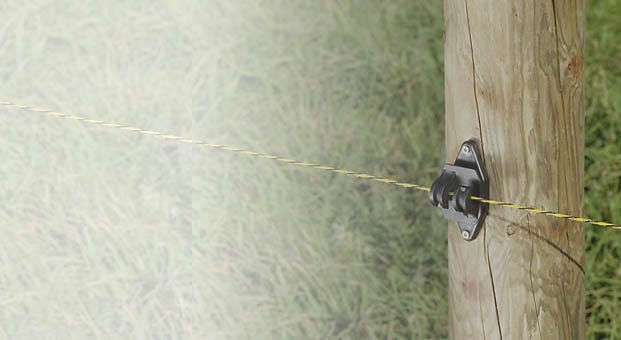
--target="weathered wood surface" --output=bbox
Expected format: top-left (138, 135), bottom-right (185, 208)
top-left (444, 1), bottom-right (585, 339)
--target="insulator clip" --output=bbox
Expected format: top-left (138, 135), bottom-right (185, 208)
top-left (429, 140), bottom-right (488, 241)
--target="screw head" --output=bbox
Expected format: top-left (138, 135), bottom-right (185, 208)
top-left (462, 145), bottom-right (471, 154)
top-left (461, 230), bottom-right (470, 239)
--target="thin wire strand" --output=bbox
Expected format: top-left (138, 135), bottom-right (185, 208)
top-left (1, 99), bottom-right (619, 230)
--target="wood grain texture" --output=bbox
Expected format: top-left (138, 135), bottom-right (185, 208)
top-left (445, 1), bottom-right (585, 339)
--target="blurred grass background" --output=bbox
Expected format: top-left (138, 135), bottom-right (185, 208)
top-left (0, 0), bottom-right (619, 339)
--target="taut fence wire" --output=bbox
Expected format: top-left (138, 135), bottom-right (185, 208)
top-left (1, 99), bottom-right (619, 231)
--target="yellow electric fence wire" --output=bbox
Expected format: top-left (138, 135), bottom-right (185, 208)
top-left (1, 99), bottom-right (620, 231)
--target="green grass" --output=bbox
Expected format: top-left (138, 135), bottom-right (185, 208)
top-left (0, 0), bottom-right (619, 339)
top-left (195, 2), bottom-right (445, 338)
top-left (585, 0), bottom-right (621, 338)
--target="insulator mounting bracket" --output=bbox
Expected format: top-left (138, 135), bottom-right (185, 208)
top-left (429, 140), bottom-right (488, 241)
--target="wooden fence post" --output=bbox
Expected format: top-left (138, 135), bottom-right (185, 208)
top-left (444, 1), bottom-right (585, 339)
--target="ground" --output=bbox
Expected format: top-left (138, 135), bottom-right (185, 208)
top-left (0, 1), bottom-right (619, 339)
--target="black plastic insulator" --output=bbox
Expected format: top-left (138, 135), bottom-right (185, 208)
top-left (428, 140), bottom-right (488, 241)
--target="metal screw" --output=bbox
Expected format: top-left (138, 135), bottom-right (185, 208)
top-left (461, 230), bottom-right (470, 239)
top-left (462, 145), bottom-right (471, 154)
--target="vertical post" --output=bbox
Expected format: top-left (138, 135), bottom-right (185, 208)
top-left (444, 1), bottom-right (585, 339)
